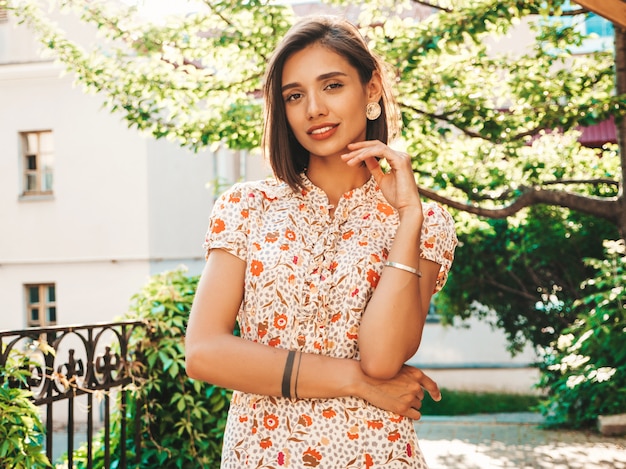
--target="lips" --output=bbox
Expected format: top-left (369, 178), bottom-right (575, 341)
top-left (307, 123), bottom-right (339, 140)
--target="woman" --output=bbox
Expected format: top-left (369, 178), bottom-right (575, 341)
top-left (185, 15), bottom-right (458, 468)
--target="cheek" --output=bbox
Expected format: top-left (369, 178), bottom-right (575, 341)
top-left (285, 109), bottom-right (303, 134)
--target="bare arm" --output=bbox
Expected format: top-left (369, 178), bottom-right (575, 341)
top-left (342, 141), bottom-right (441, 379)
top-left (358, 210), bottom-right (441, 379)
top-left (185, 249), bottom-right (440, 417)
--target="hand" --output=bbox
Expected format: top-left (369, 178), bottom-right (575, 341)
top-left (357, 365), bottom-right (441, 420)
top-left (342, 140), bottom-right (422, 217)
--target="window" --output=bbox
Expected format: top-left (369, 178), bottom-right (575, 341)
top-left (25, 284), bottom-right (57, 327)
top-left (20, 130), bottom-right (54, 196)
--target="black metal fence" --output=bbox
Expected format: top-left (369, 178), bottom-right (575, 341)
top-left (0, 320), bottom-right (146, 468)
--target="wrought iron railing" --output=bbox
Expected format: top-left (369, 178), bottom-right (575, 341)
top-left (0, 320), bottom-right (147, 468)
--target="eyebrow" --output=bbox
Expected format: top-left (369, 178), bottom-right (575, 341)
top-left (281, 71), bottom-right (349, 93)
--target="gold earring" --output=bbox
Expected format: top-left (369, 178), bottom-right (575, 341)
top-left (366, 102), bottom-right (381, 120)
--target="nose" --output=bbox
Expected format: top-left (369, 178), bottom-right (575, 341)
top-left (306, 93), bottom-right (328, 120)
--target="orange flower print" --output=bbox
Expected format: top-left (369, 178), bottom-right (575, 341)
top-left (330, 312), bottom-right (341, 323)
top-left (387, 430), bottom-right (401, 442)
top-left (367, 419), bottom-right (383, 430)
top-left (313, 341), bottom-right (322, 350)
top-left (274, 313), bottom-right (288, 330)
top-left (297, 334), bottom-right (306, 347)
top-left (241, 209), bottom-right (249, 218)
top-left (260, 437), bottom-right (273, 449)
top-left (211, 218), bottom-right (226, 234)
top-left (347, 425), bottom-right (359, 440)
top-left (261, 190), bottom-right (277, 201)
top-left (389, 415), bottom-right (404, 423)
top-left (299, 203), bottom-right (306, 211)
top-left (258, 320), bottom-right (268, 339)
top-left (288, 274), bottom-right (296, 285)
top-left (269, 337), bottom-right (281, 347)
top-left (342, 229), bottom-right (354, 240)
top-left (239, 415), bottom-right (248, 423)
top-left (228, 193), bottom-right (241, 203)
top-left (366, 269), bottom-right (380, 288)
top-left (250, 260), bottom-right (264, 276)
top-left (329, 261), bottom-right (338, 271)
top-left (263, 413), bottom-right (279, 431)
top-left (280, 244), bottom-right (290, 251)
top-left (424, 236), bottom-right (435, 249)
top-left (298, 414), bottom-right (313, 427)
top-left (377, 202), bottom-right (394, 216)
top-left (285, 229), bottom-right (296, 241)
top-left (302, 447), bottom-right (322, 467)
top-left (370, 253), bottom-right (381, 263)
top-left (365, 453), bottom-right (374, 469)
top-left (346, 326), bottom-right (358, 340)
top-left (358, 239), bottom-right (368, 246)
top-left (322, 407), bottom-right (336, 419)
top-left (265, 232), bottom-right (279, 243)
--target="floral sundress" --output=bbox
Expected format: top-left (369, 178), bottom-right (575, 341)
top-left (204, 175), bottom-right (457, 468)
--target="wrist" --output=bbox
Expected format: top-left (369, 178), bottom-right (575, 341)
top-left (344, 359), bottom-right (367, 399)
top-left (397, 205), bottom-right (423, 224)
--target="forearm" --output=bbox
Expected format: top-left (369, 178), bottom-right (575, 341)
top-left (358, 209), bottom-right (426, 379)
top-left (185, 333), bottom-right (361, 399)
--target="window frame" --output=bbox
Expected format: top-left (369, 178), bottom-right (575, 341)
top-left (25, 283), bottom-right (57, 328)
top-left (19, 130), bottom-right (54, 197)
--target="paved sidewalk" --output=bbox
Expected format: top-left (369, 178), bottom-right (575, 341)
top-left (414, 413), bottom-right (626, 469)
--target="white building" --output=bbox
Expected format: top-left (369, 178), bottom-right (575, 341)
top-left (0, 3), bottom-right (554, 394)
top-left (0, 8), bottom-right (267, 331)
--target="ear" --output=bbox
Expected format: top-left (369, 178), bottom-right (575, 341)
top-left (366, 71), bottom-right (383, 102)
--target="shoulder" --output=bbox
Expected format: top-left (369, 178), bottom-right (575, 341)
top-left (219, 178), bottom-right (293, 204)
top-left (422, 201), bottom-right (456, 229)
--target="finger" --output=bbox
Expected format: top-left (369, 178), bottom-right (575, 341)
top-left (423, 379), bottom-right (441, 402)
top-left (412, 368), bottom-right (442, 402)
top-left (363, 156), bottom-right (385, 184)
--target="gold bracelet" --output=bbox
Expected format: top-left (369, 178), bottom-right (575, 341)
top-left (384, 261), bottom-right (422, 277)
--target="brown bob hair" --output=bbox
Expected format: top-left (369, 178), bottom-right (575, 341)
top-left (262, 15), bottom-right (399, 192)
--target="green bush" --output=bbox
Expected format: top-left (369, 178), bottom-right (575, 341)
top-left (70, 267), bottom-right (232, 468)
top-left (420, 388), bottom-right (540, 416)
top-left (537, 240), bottom-right (626, 428)
top-left (0, 345), bottom-right (51, 468)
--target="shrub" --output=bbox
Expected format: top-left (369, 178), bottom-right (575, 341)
top-left (0, 344), bottom-right (51, 468)
top-left (71, 267), bottom-right (232, 468)
top-left (537, 240), bottom-right (626, 428)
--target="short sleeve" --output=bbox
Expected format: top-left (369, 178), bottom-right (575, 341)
top-left (203, 183), bottom-right (249, 261)
top-left (420, 203), bottom-right (458, 293)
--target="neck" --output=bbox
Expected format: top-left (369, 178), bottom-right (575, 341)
top-left (305, 159), bottom-right (370, 207)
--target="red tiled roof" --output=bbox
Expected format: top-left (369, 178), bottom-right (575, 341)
top-left (577, 116), bottom-right (618, 147)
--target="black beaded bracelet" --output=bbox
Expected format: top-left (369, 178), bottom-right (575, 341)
top-left (281, 350), bottom-right (296, 399)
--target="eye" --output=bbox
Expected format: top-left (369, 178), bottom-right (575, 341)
top-left (325, 82), bottom-right (344, 91)
top-left (284, 92), bottom-right (302, 103)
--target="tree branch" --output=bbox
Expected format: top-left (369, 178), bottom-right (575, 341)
top-left (544, 178), bottom-right (620, 187)
top-left (419, 184), bottom-right (622, 223)
top-left (409, 0), bottom-right (452, 13)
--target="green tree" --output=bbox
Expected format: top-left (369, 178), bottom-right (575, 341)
top-left (5, 0), bottom-right (625, 349)
top-left (537, 239), bottom-right (626, 427)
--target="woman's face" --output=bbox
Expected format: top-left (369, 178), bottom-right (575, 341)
top-left (281, 43), bottom-right (380, 163)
